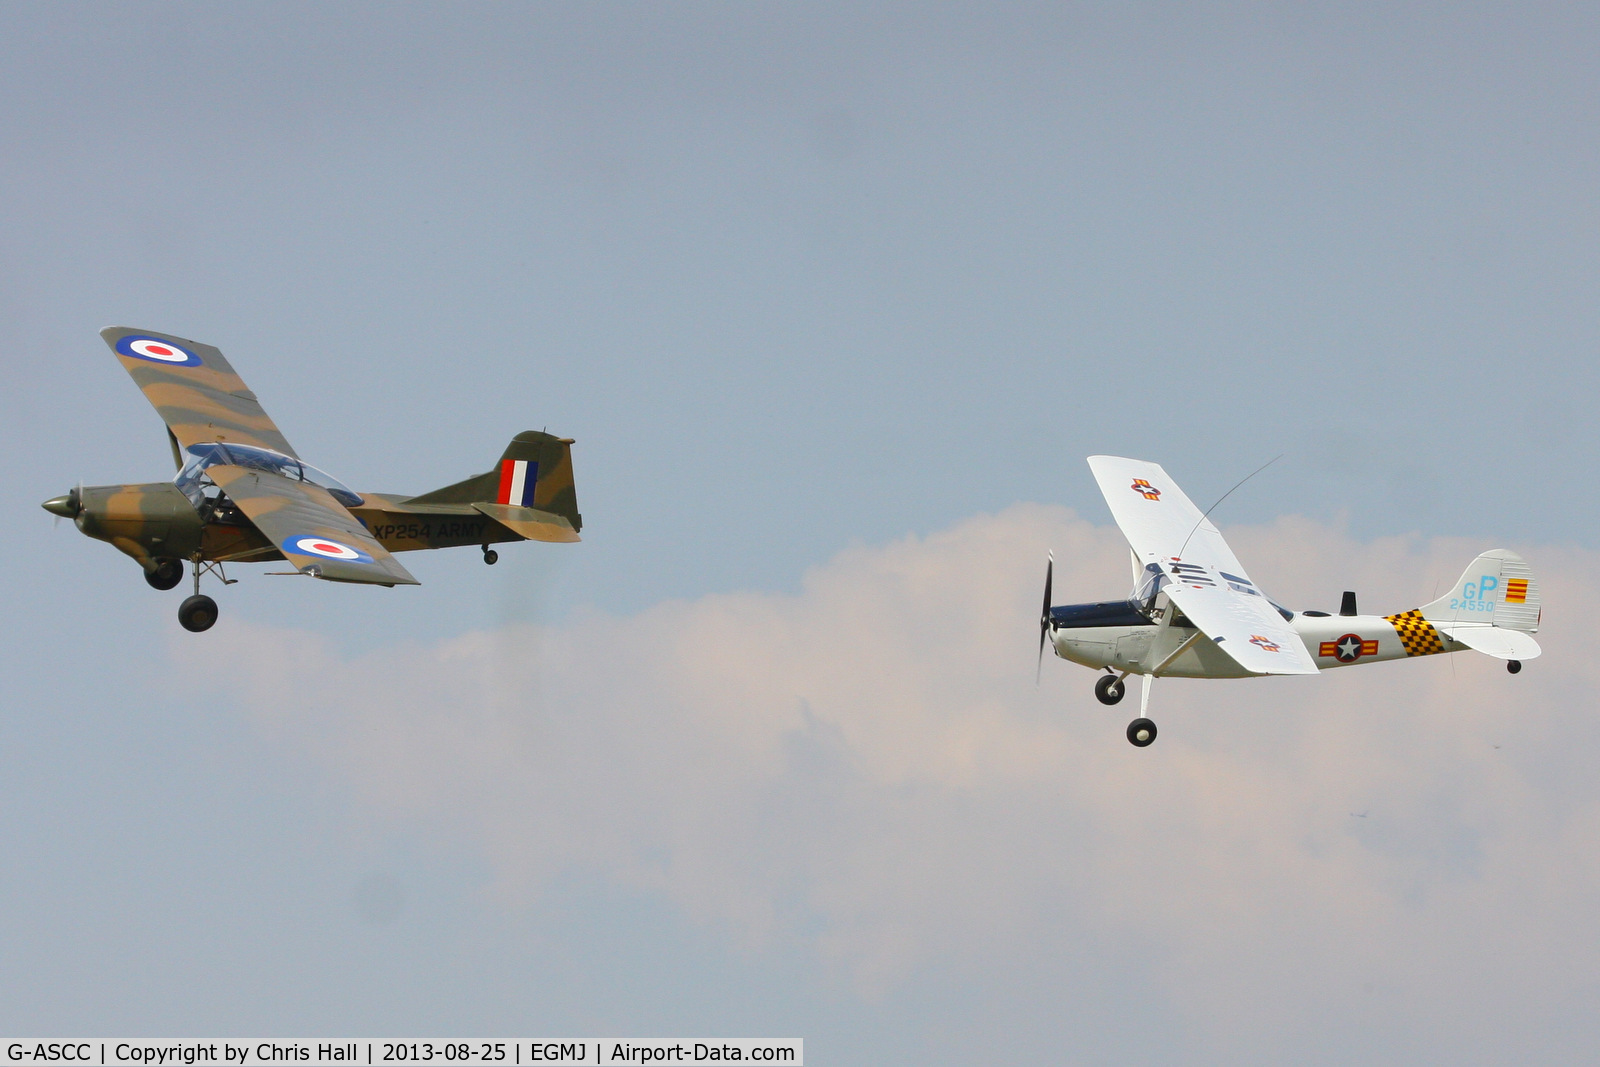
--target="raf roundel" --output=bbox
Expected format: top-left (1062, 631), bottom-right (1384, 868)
top-left (284, 536), bottom-right (374, 564)
top-left (114, 334), bottom-right (203, 367)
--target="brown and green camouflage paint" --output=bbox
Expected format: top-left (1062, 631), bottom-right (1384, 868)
top-left (51, 329), bottom-right (581, 585)
top-left (102, 327), bottom-right (298, 456)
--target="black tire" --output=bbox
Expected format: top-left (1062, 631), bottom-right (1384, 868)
top-left (483, 549), bottom-right (499, 565)
top-left (1126, 717), bottom-right (1157, 747)
top-left (145, 558), bottom-right (183, 591)
top-left (1095, 674), bottom-right (1126, 705)
top-left (178, 594), bottom-right (218, 633)
top-left (1507, 659), bottom-right (1522, 674)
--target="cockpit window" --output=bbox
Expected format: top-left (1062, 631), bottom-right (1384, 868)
top-left (175, 442), bottom-right (363, 508)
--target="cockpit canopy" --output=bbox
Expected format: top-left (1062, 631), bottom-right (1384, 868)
top-left (175, 442), bottom-right (364, 509)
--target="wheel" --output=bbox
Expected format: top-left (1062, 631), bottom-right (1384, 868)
top-left (483, 549), bottom-right (499, 565)
top-left (1126, 717), bottom-right (1157, 747)
top-left (1507, 659), bottom-right (1522, 674)
top-left (1095, 675), bottom-right (1126, 705)
top-left (145, 558), bottom-right (183, 590)
top-left (177, 594), bottom-right (218, 633)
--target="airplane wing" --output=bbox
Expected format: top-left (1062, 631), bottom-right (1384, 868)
top-left (205, 465), bottom-right (419, 586)
top-left (100, 326), bottom-right (299, 457)
top-left (1087, 455), bottom-right (1317, 676)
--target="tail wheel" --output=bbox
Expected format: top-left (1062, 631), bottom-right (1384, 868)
top-left (1095, 675), bottom-right (1126, 705)
top-left (482, 547), bottom-right (499, 565)
top-left (1507, 659), bottom-right (1522, 674)
top-left (178, 594), bottom-right (218, 633)
top-left (1126, 717), bottom-right (1157, 747)
top-left (145, 558), bottom-right (183, 591)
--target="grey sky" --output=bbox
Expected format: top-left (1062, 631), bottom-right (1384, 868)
top-left (4, 4), bottom-right (1597, 1062)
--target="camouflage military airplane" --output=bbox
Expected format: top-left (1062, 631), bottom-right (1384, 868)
top-left (43, 327), bottom-right (582, 632)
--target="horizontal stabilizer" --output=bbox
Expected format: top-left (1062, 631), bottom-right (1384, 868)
top-left (472, 502), bottom-right (581, 543)
top-left (1436, 624), bottom-right (1542, 660)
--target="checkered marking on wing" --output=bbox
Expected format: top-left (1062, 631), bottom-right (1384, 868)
top-left (1384, 609), bottom-right (1445, 657)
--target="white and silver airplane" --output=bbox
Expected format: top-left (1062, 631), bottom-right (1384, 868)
top-left (1041, 456), bottom-right (1543, 747)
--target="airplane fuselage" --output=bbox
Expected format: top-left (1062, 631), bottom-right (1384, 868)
top-left (60, 481), bottom-right (526, 572)
top-left (1049, 598), bottom-right (1467, 678)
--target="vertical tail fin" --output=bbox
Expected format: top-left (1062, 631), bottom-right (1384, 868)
top-left (1418, 549), bottom-right (1540, 633)
top-left (407, 431), bottom-right (582, 534)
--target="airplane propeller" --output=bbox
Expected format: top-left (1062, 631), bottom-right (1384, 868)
top-left (1037, 551), bottom-right (1054, 683)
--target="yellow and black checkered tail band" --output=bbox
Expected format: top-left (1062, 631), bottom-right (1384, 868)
top-left (1385, 609), bottom-right (1445, 657)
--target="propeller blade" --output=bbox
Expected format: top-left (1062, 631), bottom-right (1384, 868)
top-left (1037, 552), bottom-right (1054, 683)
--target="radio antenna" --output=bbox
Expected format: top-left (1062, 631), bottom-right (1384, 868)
top-left (1176, 454), bottom-right (1284, 559)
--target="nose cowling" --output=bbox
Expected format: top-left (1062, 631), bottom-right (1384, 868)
top-left (42, 488), bottom-right (81, 518)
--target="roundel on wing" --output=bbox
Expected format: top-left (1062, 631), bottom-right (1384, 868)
top-left (284, 536), bottom-right (373, 564)
top-left (115, 335), bottom-right (203, 367)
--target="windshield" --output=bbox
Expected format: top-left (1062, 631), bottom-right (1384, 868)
top-left (175, 442), bottom-right (364, 508)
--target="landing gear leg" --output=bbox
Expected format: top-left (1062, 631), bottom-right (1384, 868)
top-left (176, 554), bottom-right (232, 633)
top-left (1126, 674), bottom-right (1157, 747)
top-left (482, 545), bottom-right (499, 565)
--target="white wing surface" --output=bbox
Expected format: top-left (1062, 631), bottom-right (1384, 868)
top-left (1087, 456), bottom-right (1317, 676)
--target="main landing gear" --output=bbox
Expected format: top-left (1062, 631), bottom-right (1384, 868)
top-left (178, 594), bottom-right (218, 633)
top-left (1097, 671), bottom-right (1158, 747)
top-left (162, 554), bottom-right (235, 633)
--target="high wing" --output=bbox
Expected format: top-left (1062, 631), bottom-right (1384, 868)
top-left (100, 326), bottom-right (299, 456)
top-left (205, 465), bottom-right (418, 587)
top-left (1087, 456), bottom-right (1317, 676)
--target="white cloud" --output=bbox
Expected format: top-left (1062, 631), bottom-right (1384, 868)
top-left (219, 506), bottom-right (1600, 1059)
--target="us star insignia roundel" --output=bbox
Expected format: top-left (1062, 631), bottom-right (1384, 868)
top-left (1248, 634), bottom-right (1281, 653)
top-left (1130, 478), bottom-right (1161, 501)
top-left (1319, 633), bottom-right (1379, 662)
